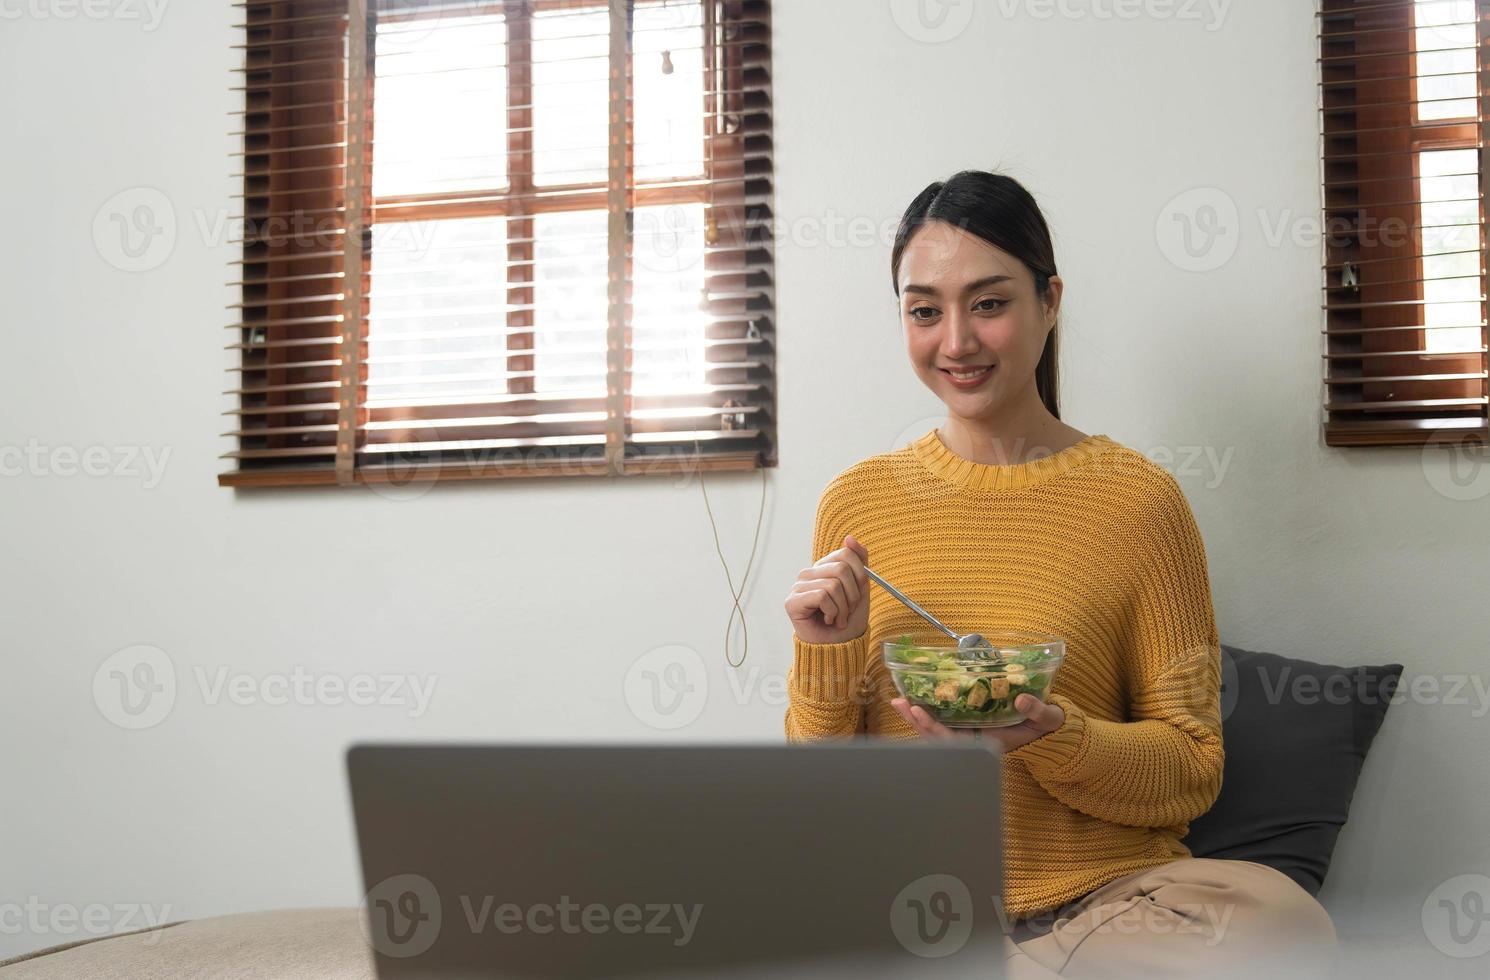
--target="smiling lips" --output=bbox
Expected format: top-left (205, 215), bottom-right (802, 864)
top-left (939, 364), bottom-right (995, 389)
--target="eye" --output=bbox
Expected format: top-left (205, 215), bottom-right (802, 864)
top-left (907, 305), bottom-right (940, 323)
top-left (974, 298), bottom-right (1008, 314)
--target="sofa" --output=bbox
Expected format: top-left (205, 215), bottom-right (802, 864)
top-left (0, 645), bottom-right (1402, 978)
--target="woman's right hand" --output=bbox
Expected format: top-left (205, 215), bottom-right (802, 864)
top-left (785, 534), bottom-right (870, 645)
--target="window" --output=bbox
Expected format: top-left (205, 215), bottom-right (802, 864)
top-left (223, 0), bottom-right (776, 487)
top-left (1319, 0), bottom-right (1489, 446)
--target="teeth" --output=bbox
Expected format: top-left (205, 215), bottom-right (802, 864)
top-left (948, 367), bottom-right (990, 380)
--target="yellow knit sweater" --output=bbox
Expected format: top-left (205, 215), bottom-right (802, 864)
top-left (784, 429), bottom-right (1225, 919)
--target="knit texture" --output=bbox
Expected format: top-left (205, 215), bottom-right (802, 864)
top-left (784, 429), bottom-right (1225, 919)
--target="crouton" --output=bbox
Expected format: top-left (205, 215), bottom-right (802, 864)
top-left (933, 678), bottom-right (962, 702)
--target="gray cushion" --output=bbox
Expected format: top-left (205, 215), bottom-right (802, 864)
top-left (0, 907), bottom-right (373, 980)
top-left (1181, 644), bottom-right (1403, 895)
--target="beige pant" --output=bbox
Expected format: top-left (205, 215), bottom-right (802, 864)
top-left (1003, 858), bottom-right (1338, 980)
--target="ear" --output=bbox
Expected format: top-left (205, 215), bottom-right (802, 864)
top-left (1042, 275), bottom-right (1064, 330)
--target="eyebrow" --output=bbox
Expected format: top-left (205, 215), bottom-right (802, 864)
top-left (901, 274), bottom-right (1014, 297)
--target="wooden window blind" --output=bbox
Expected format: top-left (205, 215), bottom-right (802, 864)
top-left (1320, 0), bottom-right (1490, 446)
top-left (222, 0), bottom-right (776, 488)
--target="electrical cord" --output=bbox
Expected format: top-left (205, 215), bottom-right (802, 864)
top-left (697, 460), bottom-right (768, 669)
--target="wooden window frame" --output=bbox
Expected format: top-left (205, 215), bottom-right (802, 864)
top-left (1320, 0), bottom-right (1490, 447)
top-left (221, 0), bottom-right (777, 488)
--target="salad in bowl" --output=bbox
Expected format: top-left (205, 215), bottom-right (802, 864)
top-left (883, 634), bottom-right (1066, 728)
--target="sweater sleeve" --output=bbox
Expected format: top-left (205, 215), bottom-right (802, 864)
top-left (784, 477), bottom-right (870, 742)
top-left (1005, 474), bottom-right (1225, 830)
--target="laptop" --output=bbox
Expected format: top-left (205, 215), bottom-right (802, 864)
top-left (348, 743), bottom-right (1006, 979)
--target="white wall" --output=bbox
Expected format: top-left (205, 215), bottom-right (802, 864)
top-left (2, 0), bottom-right (1487, 972)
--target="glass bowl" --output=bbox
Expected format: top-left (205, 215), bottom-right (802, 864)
top-left (883, 634), bottom-right (1066, 728)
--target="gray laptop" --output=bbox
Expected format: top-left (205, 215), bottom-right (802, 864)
top-left (348, 744), bottom-right (1006, 979)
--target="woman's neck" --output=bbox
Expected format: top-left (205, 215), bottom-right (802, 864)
top-left (938, 386), bottom-right (1089, 466)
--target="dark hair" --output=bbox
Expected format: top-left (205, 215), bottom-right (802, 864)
top-left (890, 171), bottom-right (1061, 420)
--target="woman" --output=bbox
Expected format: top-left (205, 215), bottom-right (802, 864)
top-left (782, 171), bottom-right (1337, 979)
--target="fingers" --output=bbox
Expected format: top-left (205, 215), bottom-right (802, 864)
top-left (812, 537), bottom-right (868, 583)
top-left (1014, 694), bottom-right (1064, 732)
top-left (808, 549), bottom-right (864, 594)
top-left (811, 588), bottom-right (841, 625)
top-left (890, 698), bottom-right (964, 740)
top-left (815, 538), bottom-right (866, 615)
top-left (842, 533), bottom-right (870, 566)
top-left (887, 694), bottom-right (1064, 749)
top-left (820, 559), bottom-right (862, 610)
top-left (911, 705), bottom-right (964, 739)
top-left (787, 581), bottom-right (841, 625)
top-left (834, 539), bottom-right (868, 597)
top-left (785, 534), bottom-right (870, 638)
top-left (890, 698), bottom-right (924, 732)
top-left (791, 548), bottom-right (865, 628)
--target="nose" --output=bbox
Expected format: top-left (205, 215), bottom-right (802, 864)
top-left (940, 309), bottom-right (980, 360)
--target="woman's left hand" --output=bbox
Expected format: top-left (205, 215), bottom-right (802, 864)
top-left (890, 693), bottom-right (1065, 751)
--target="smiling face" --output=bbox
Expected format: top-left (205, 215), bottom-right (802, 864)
top-left (896, 221), bottom-right (1061, 423)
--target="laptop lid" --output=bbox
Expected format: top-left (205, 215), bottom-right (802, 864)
top-left (348, 743), bottom-right (1005, 979)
